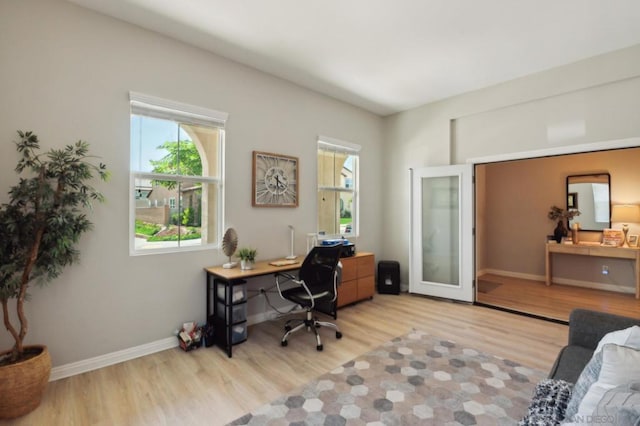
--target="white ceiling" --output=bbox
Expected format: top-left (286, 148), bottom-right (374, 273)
top-left (68, 0), bottom-right (640, 116)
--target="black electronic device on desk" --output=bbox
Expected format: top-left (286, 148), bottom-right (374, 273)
top-left (320, 238), bottom-right (355, 257)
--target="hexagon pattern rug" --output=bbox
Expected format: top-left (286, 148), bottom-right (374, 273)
top-left (228, 329), bottom-right (545, 425)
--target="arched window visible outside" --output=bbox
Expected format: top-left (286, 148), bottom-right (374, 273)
top-left (129, 92), bottom-right (227, 255)
top-left (317, 136), bottom-right (360, 238)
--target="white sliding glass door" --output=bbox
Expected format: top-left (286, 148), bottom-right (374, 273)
top-left (410, 164), bottom-right (474, 302)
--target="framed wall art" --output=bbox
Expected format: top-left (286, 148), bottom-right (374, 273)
top-left (252, 151), bottom-right (299, 207)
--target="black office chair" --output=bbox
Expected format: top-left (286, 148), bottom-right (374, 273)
top-left (275, 245), bottom-right (343, 351)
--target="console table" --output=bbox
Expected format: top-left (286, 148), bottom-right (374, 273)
top-left (545, 243), bottom-right (640, 299)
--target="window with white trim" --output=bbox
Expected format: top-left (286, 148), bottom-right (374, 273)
top-left (317, 136), bottom-right (360, 237)
top-left (129, 92), bottom-right (227, 254)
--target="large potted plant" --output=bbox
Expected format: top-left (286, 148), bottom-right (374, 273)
top-left (0, 131), bottom-right (108, 419)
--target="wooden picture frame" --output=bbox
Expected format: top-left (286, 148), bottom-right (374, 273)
top-left (252, 151), bottom-right (299, 207)
top-left (629, 234), bottom-right (639, 247)
top-left (567, 192), bottom-right (578, 209)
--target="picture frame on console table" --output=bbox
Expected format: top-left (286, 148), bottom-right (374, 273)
top-left (602, 228), bottom-right (624, 247)
top-left (629, 234), bottom-right (639, 247)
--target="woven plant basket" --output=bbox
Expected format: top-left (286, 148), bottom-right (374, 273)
top-left (0, 345), bottom-right (51, 419)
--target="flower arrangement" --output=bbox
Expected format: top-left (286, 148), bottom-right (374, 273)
top-left (548, 205), bottom-right (581, 243)
top-left (548, 205), bottom-right (580, 222)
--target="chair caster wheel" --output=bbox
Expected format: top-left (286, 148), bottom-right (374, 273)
top-left (336, 331), bottom-right (342, 339)
top-left (281, 340), bottom-right (288, 347)
top-left (317, 344), bottom-right (323, 351)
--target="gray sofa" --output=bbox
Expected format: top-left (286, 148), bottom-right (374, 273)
top-left (520, 309), bottom-right (640, 425)
top-left (548, 308), bottom-right (640, 384)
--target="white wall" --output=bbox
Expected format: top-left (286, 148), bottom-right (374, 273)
top-left (0, 0), bottom-right (383, 367)
top-left (383, 44), bottom-right (640, 285)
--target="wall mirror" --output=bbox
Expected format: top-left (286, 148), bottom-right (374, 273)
top-left (566, 173), bottom-right (611, 231)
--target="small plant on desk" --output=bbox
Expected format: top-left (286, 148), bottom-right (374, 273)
top-left (237, 247), bottom-right (257, 270)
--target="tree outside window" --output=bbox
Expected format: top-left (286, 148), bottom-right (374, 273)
top-left (130, 93), bottom-right (226, 254)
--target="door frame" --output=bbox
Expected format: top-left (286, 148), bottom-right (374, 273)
top-left (467, 137), bottom-right (640, 165)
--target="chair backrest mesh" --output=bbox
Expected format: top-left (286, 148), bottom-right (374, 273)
top-left (298, 245), bottom-right (342, 294)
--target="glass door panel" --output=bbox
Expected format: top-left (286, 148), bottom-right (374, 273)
top-left (410, 164), bottom-right (473, 302)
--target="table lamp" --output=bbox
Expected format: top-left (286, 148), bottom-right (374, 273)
top-left (611, 204), bottom-right (640, 247)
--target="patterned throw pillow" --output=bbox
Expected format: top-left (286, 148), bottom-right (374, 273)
top-left (563, 349), bottom-right (604, 420)
top-left (519, 379), bottom-right (573, 426)
top-left (592, 382), bottom-right (640, 425)
top-left (570, 344), bottom-right (640, 423)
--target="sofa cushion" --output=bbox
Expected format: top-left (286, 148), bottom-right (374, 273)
top-left (566, 344), bottom-right (640, 423)
top-left (563, 348), bottom-right (604, 420)
top-left (592, 381), bottom-right (640, 425)
top-left (594, 325), bottom-right (640, 355)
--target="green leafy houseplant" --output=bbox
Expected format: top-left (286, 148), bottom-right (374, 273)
top-left (0, 131), bottom-right (109, 365)
top-left (237, 247), bottom-right (257, 262)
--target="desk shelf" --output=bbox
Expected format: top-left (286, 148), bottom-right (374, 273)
top-left (204, 258), bottom-right (303, 357)
top-left (206, 275), bottom-right (248, 357)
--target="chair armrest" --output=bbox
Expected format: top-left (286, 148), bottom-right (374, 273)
top-left (275, 272), bottom-right (315, 308)
top-left (274, 272), bottom-right (296, 298)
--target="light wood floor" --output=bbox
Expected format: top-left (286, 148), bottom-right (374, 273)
top-left (2, 294), bottom-right (568, 426)
top-left (477, 274), bottom-right (640, 322)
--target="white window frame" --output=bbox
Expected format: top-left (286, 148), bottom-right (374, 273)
top-left (129, 92), bottom-right (227, 255)
top-left (317, 135), bottom-right (361, 238)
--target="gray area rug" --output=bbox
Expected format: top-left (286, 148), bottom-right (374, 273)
top-left (228, 329), bottom-right (545, 425)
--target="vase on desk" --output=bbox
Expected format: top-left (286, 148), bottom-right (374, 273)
top-left (553, 220), bottom-right (567, 243)
top-left (240, 260), bottom-right (254, 270)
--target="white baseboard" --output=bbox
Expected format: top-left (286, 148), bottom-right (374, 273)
top-left (51, 305), bottom-right (295, 382)
top-left (481, 269), bottom-right (542, 282)
top-left (481, 269), bottom-right (634, 295)
top-left (50, 336), bottom-right (178, 382)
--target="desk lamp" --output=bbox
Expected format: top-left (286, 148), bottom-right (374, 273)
top-left (611, 204), bottom-right (640, 247)
top-left (286, 225), bottom-right (297, 260)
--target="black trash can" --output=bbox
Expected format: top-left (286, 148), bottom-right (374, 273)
top-left (377, 261), bottom-right (400, 294)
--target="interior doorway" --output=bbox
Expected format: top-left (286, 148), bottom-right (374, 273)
top-left (473, 141), bottom-right (640, 322)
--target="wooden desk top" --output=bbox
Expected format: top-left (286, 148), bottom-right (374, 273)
top-left (204, 251), bottom-right (375, 281)
top-left (204, 257), bottom-right (303, 281)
